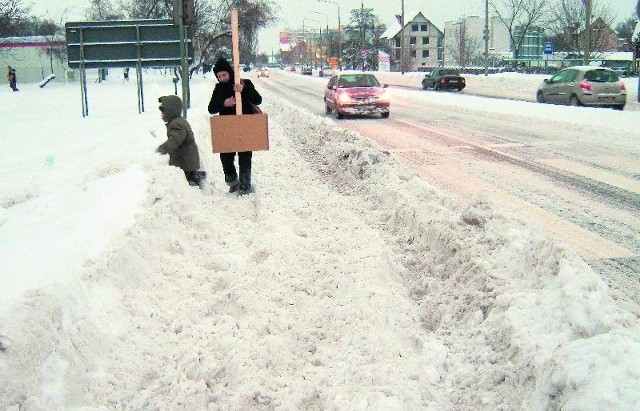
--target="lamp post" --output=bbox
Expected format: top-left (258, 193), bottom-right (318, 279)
top-left (317, 0), bottom-right (341, 68)
top-left (304, 18), bottom-right (322, 68)
top-left (310, 10), bottom-right (330, 62)
top-left (583, 0), bottom-right (591, 65)
top-left (484, 0), bottom-right (489, 76)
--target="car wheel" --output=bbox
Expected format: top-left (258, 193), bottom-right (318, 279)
top-left (569, 95), bottom-right (581, 107)
top-left (422, 82), bottom-right (427, 90)
top-left (612, 105), bottom-right (624, 111)
top-left (381, 112), bottom-right (389, 118)
top-left (434, 83), bottom-right (440, 91)
top-left (335, 110), bottom-right (344, 119)
top-left (536, 91), bottom-right (545, 103)
top-left (325, 100), bottom-right (331, 114)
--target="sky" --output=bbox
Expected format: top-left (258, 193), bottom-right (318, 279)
top-left (0, 69), bottom-right (639, 409)
top-left (29, 0), bottom-right (640, 54)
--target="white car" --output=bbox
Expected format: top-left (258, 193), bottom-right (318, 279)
top-left (319, 66), bottom-right (335, 77)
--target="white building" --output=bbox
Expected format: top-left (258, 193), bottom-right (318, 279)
top-left (0, 36), bottom-right (71, 84)
top-left (443, 16), bottom-right (511, 67)
top-left (380, 12), bottom-right (444, 71)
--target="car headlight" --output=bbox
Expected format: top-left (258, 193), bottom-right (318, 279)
top-left (378, 91), bottom-right (390, 103)
top-left (338, 92), bottom-right (352, 104)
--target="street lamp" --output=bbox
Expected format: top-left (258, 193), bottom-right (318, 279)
top-left (310, 10), bottom-right (330, 61)
top-left (303, 18), bottom-right (322, 68)
top-left (317, 0), bottom-right (341, 68)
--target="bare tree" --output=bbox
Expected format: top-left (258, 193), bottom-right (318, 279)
top-left (86, 0), bottom-right (125, 20)
top-left (0, 0), bottom-right (30, 37)
top-left (36, 19), bottom-right (67, 74)
top-left (446, 20), bottom-right (483, 68)
top-left (491, 0), bottom-right (549, 62)
top-left (546, 0), bottom-right (615, 55)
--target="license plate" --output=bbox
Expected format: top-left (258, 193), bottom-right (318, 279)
top-left (449, 80), bottom-right (458, 83)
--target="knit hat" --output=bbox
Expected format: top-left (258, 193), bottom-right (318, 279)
top-left (213, 58), bottom-right (233, 75)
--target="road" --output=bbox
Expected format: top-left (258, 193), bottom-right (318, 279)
top-left (257, 70), bottom-right (640, 308)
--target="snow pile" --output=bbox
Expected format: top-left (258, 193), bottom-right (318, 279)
top-left (0, 76), bottom-right (638, 410)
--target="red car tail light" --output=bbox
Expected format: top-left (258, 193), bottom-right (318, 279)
top-left (619, 82), bottom-right (626, 91)
top-left (579, 80), bottom-right (592, 93)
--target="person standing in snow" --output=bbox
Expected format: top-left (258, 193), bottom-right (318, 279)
top-left (207, 57), bottom-right (262, 195)
top-left (157, 95), bottom-right (205, 187)
top-left (7, 66), bottom-right (18, 91)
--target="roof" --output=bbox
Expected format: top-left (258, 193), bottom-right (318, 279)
top-left (380, 11), bottom-right (443, 39)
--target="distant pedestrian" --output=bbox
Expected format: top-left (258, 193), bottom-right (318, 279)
top-left (156, 95), bottom-right (206, 187)
top-left (7, 66), bottom-right (18, 91)
top-left (123, 67), bottom-right (130, 81)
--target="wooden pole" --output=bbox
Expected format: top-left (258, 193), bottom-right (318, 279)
top-left (231, 9), bottom-right (243, 115)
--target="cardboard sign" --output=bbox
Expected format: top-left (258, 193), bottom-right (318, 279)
top-left (210, 9), bottom-right (269, 153)
top-left (210, 113), bottom-right (269, 153)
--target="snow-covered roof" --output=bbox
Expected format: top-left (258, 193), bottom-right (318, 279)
top-left (379, 11), bottom-right (442, 40)
top-left (598, 51), bottom-right (634, 61)
top-left (380, 16), bottom-right (402, 39)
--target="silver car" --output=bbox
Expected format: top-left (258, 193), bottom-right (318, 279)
top-left (536, 66), bottom-right (626, 110)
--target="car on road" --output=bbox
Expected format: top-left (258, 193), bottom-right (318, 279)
top-left (301, 66), bottom-right (313, 75)
top-left (536, 66), bottom-right (626, 110)
top-left (324, 73), bottom-right (390, 119)
top-left (319, 66), bottom-right (335, 77)
top-left (422, 68), bottom-right (466, 91)
top-left (256, 67), bottom-right (269, 78)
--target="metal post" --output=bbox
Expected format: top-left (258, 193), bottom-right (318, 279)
top-left (583, 0), bottom-right (591, 65)
top-left (401, 0), bottom-right (405, 74)
top-left (317, 0), bottom-right (340, 68)
top-left (361, 0), bottom-right (365, 71)
top-left (176, 0), bottom-right (189, 118)
top-left (484, 0), bottom-right (489, 76)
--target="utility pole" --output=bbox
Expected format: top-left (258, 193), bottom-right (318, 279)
top-left (400, 0), bottom-right (405, 74)
top-left (361, 0), bottom-right (365, 71)
top-left (484, 0), bottom-right (489, 76)
top-left (583, 0), bottom-right (591, 65)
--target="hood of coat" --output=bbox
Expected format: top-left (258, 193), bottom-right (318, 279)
top-left (158, 95), bottom-right (182, 121)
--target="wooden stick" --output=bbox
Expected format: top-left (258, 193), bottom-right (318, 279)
top-left (231, 9), bottom-right (243, 115)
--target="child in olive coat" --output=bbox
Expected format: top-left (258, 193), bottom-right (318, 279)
top-left (157, 95), bottom-right (205, 187)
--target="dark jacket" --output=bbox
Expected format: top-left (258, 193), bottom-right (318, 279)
top-left (207, 59), bottom-right (262, 115)
top-left (157, 95), bottom-right (200, 172)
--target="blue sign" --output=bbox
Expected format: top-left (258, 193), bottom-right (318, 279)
top-left (544, 41), bottom-right (553, 55)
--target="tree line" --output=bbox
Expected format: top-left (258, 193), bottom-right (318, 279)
top-left (1, 0), bottom-right (278, 74)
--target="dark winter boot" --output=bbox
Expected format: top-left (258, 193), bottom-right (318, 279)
top-left (238, 171), bottom-right (252, 195)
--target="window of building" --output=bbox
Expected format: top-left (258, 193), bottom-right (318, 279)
top-left (422, 37), bottom-right (430, 45)
top-left (422, 50), bottom-right (429, 58)
top-left (409, 37), bottom-right (416, 45)
top-left (411, 50), bottom-right (417, 57)
top-left (421, 24), bottom-right (428, 31)
top-left (394, 38), bottom-right (401, 47)
top-left (411, 24), bottom-right (418, 31)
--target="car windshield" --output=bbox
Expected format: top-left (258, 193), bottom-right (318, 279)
top-left (337, 74), bottom-right (381, 88)
top-left (584, 69), bottom-right (618, 82)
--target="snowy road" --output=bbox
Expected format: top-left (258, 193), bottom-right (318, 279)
top-left (258, 70), bottom-right (640, 306)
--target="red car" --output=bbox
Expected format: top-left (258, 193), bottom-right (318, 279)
top-left (324, 73), bottom-right (390, 119)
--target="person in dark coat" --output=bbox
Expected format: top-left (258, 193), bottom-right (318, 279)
top-left (157, 95), bottom-right (205, 187)
top-left (7, 66), bottom-right (18, 91)
top-left (207, 57), bottom-right (262, 195)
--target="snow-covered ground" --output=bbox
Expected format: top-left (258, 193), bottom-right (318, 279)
top-left (1, 71), bottom-right (639, 410)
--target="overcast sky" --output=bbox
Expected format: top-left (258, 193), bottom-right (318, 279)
top-left (31, 0), bottom-right (638, 54)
